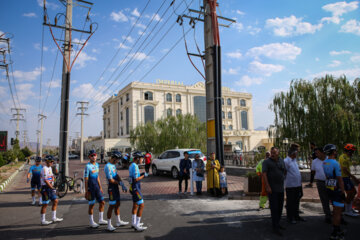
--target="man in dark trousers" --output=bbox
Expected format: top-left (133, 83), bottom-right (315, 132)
top-left (178, 151), bottom-right (192, 194)
top-left (262, 147), bottom-right (286, 236)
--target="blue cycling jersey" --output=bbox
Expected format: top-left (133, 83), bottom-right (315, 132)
top-left (29, 165), bottom-right (43, 180)
top-left (104, 162), bottom-right (117, 182)
top-left (323, 158), bottom-right (342, 179)
top-left (84, 162), bottom-right (100, 179)
top-left (129, 162), bottom-right (140, 180)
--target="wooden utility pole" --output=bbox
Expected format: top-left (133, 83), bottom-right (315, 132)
top-left (76, 101), bottom-right (89, 163)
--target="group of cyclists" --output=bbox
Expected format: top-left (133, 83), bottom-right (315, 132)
top-left (27, 150), bottom-right (149, 232)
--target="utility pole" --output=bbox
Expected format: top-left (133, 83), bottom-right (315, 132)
top-left (38, 114), bottom-right (47, 158)
top-left (22, 130), bottom-right (28, 148)
top-left (76, 101), bottom-right (88, 163)
top-left (10, 108), bottom-right (26, 140)
top-left (43, 0), bottom-right (95, 179)
top-left (36, 130), bottom-right (40, 157)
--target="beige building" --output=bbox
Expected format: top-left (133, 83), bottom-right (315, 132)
top-left (99, 80), bottom-right (271, 152)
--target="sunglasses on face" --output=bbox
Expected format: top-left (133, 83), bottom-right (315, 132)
top-left (90, 154), bottom-right (97, 157)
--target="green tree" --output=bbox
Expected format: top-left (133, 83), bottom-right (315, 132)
top-left (269, 75), bottom-right (360, 160)
top-left (21, 147), bottom-right (32, 158)
top-left (2, 149), bottom-right (16, 163)
top-left (130, 114), bottom-right (207, 154)
top-left (0, 153), bottom-right (6, 167)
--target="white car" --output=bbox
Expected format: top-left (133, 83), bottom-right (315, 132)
top-left (152, 149), bottom-right (206, 179)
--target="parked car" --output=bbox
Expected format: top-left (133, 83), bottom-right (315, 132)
top-left (68, 154), bottom-right (79, 159)
top-left (152, 149), bottom-right (206, 179)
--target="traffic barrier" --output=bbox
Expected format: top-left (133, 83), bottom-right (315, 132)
top-left (0, 163), bottom-right (25, 193)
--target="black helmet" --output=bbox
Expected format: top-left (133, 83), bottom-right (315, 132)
top-left (323, 144), bottom-right (337, 155)
top-left (36, 156), bottom-right (42, 162)
top-left (132, 151), bottom-right (143, 159)
top-left (88, 150), bottom-right (97, 156)
top-left (111, 151), bottom-right (122, 159)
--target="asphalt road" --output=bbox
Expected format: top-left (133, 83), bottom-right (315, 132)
top-left (1, 164), bottom-right (360, 240)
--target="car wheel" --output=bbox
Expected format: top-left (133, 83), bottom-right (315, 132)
top-left (171, 167), bottom-right (179, 179)
top-left (152, 165), bottom-right (159, 176)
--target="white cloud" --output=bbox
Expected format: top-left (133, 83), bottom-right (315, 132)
top-left (117, 43), bottom-right (129, 49)
top-left (43, 79), bottom-right (61, 88)
top-left (72, 83), bottom-right (110, 102)
top-left (0, 86), bottom-right (6, 95)
top-left (329, 50), bottom-right (351, 55)
top-left (146, 13), bottom-right (162, 22)
top-left (37, 0), bottom-right (58, 10)
top-left (131, 8), bottom-right (140, 17)
top-left (271, 87), bottom-right (288, 94)
top-left (226, 50), bottom-right (242, 59)
top-left (350, 55), bottom-right (360, 62)
top-left (340, 19), bottom-right (360, 35)
top-left (247, 26), bottom-right (261, 35)
top-left (223, 68), bottom-right (240, 75)
top-left (328, 60), bottom-right (342, 67)
top-left (321, 1), bottom-right (358, 24)
top-left (122, 36), bottom-right (134, 43)
top-left (249, 61), bottom-right (284, 76)
top-left (23, 12), bottom-right (37, 18)
top-left (110, 11), bottom-right (128, 22)
top-left (310, 68), bottom-right (360, 80)
top-left (17, 83), bottom-right (36, 102)
top-left (247, 42), bottom-right (302, 61)
top-left (12, 67), bottom-right (44, 81)
top-left (236, 10), bottom-right (245, 15)
top-left (135, 23), bottom-right (146, 29)
top-left (92, 48), bottom-right (100, 53)
top-left (138, 30), bottom-right (145, 35)
top-left (266, 15), bottom-right (322, 36)
top-left (315, 57), bottom-right (320, 62)
top-left (236, 75), bottom-right (263, 86)
top-left (73, 52), bottom-right (96, 68)
top-left (128, 52), bottom-right (149, 61)
top-left (34, 43), bottom-right (48, 51)
top-left (233, 22), bottom-right (244, 32)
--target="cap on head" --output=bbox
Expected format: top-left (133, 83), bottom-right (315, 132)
top-left (323, 144), bottom-right (337, 156)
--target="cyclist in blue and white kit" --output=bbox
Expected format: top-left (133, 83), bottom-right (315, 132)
top-left (27, 156), bottom-right (43, 205)
top-left (104, 151), bottom-right (129, 232)
top-left (129, 152), bottom-right (147, 231)
top-left (84, 150), bottom-right (107, 228)
top-left (323, 144), bottom-right (345, 240)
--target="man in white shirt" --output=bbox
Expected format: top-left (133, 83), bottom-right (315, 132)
top-left (306, 147), bottom-right (331, 223)
top-left (284, 148), bottom-right (304, 224)
top-left (40, 158), bottom-right (63, 225)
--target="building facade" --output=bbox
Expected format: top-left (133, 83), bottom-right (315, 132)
top-left (100, 80), bottom-right (271, 152)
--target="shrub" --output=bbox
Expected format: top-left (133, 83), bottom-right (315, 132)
top-left (0, 154), bottom-right (5, 167)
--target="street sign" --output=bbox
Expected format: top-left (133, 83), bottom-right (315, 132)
top-left (0, 131), bottom-right (7, 152)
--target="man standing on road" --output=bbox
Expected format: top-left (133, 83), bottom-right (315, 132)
top-left (256, 151), bottom-right (270, 210)
top-left (27, 156), bottom-right (43, 206)
top-left (339, 143), bottom-right (359, 217)
top-left (284, 148), bottom-right (305, 224)
top-left (178, 151), bottom-right (191, 194)
top-left (84, 150), bottom-right (107, 228)
top-left (144, 151), bottom-right (152, 177)
top-left (306, 147), bottom-right (332, 223)
top-left (104, 151), bottom-right (129, 232)
top-left (129, 152), bottom-right (147, 231)
top-left (262, 147), bottom-right (286, 236)
top-left (40, 157), bottom-right (63, 225)
top-left (323, 144), bottom-right (346, 239)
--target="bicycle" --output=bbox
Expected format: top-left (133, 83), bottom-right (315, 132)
top-left (54, 171), bottom-right (83, 198)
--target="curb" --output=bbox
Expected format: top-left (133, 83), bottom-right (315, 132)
top-left (0, 163), bottom-right (26, 193)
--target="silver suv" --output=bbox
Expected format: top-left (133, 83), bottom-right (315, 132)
top-left (152, 149), bottom-right (206, 179)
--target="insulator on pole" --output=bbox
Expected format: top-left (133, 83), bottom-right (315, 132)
top-left (55, 17), bottom-right (57, 25)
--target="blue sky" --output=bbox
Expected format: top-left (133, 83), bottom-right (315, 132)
top-left (0, 0), bottom-right (360, 146)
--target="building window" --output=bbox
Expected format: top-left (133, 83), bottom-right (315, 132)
top-left (144, 106), bottom-right (154, 123)
top-left (222, 125), bottom-right (225, 130)
top-left (120, 97), bottom-right (123, 105)
top-left (176, 94), bottom-right (181, 102)
top-left (229, 125), bottom-right (233, 130)
top-left (104, 108), bottom-right (106, 114)
top-left (120, 127), bottom-right (123, 136)
top-left (126, 93), bottom-right (130, 102)
top-left (193, 96), bottom-right (206, 122)
top-left (167, 108), bottom-right (172, 117)
top-left (236, 141), bottom-right (243, 150)
top-left (126, 108), bottom-right (129, 134)
top-left (107, 118), bottom-right (110, 125)
top-left (120, 112), bottom-right (123, 120)
top-left (240, 99), bottom-right (246, 106)
top-left (227, 98), bottom-right (231, 105)
top-left (241, 111), bottom-right (248, 130)
top-left (144, 91), bottom-right (153, 100)
top-left (166, 93), bottom-right (172, 102)
top-left (221, 98), bottom-right (224, 105)
top-left (108, 106), bottom-right (110, 113)
top-left (176, 109), bottom-right (182, 116)
top-left (228, 112), bottom-right (232, 119)
top-left (222, 111), bottom-right (225, 119)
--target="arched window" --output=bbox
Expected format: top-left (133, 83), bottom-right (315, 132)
top-left (144, 91), bottom-right (153, 100)
top-left (227, 98), bottom-right (231, 105)
top-left (240, 99), bottom-right (246, 107)
top-left (241, 111), bottom-right (248, 130)
top-left (144, 106), bottom-right (154, 123)
top-left (222, 111), bottom-right (225, 119)
top-left (176, 94), bottom-right (181, 102)
top-left (228, 112), bottom-right (232, 119)
top-left (167, 108), bottom-right (173, 117)
top-left (229, 125), bottom-right (233, 130)
top-left (166, 93), bottom-right (172, 102)
top-left (176, 109), bottom-right (182, 116)
top-left (221, 98), bottom-right (224, 105)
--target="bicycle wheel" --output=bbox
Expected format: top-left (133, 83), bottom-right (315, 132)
top-left (73, 178), bottom-right (83, 193)
top-left (55, 180), bottom-right (68, 198)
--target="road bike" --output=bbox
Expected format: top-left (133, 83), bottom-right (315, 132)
top-left (54, 171), bottom-right (83, 198)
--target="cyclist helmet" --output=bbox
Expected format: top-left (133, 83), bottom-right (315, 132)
top-left (344, 143), bottom-right (356, 152)
top-left (111, 151), bottom-right (122, 159)
top-left (132, 151), bottom-right (143, 159)
top-left (323, 144), bottom-right (337, 155)
top-left (88, 150), bottom-right (96, 156)
top-left (36, 156), bottom-right (42, 162)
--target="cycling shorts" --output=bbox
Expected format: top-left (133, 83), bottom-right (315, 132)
top-left (41, 186), bottom-right (57, 204)
top-left (327, 189), bottom-right (345, 208)
top-left (108, 185), bottom-right (120, 205)
top-left (87, 187), bottom-right (104, 205)
top-left (31, 178), bottom-right (41, 190)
